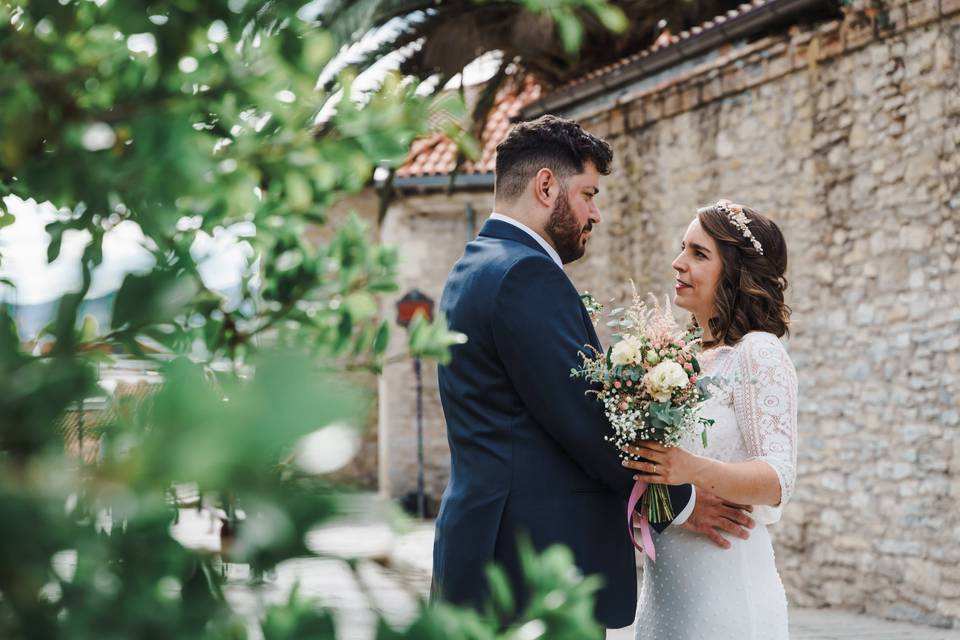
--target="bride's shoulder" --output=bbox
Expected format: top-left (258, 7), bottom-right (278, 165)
top-left (737, 331), bottom-right (784, 348)
top-left (733, 332), bottom-right (795, 368)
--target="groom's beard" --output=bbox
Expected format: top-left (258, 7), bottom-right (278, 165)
top-left (545, 191), bottom-right (592, 264)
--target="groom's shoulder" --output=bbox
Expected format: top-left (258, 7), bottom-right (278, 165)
top-left (496, 253), bottom-right (566, 295)
top-left (466, 235), bottom-right (558, 279)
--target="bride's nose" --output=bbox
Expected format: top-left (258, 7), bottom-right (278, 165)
top-left (671, 254), bottom-right (686, 272)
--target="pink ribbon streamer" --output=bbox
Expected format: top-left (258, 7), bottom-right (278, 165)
top-left (627, 478), bottom-right (656, 562)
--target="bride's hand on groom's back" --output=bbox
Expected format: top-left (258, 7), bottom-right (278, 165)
top-left (682, 489), bottom-right (755, 549)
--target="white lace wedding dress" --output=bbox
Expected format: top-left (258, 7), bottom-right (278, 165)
top-left (634, 331), bottom-right (798, 640)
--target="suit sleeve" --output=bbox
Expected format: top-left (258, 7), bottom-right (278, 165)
top-left (491, 256), bottom-right (693, 522)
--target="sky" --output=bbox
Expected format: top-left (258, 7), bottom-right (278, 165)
top-left (0, 196), bottom-right (253, 306)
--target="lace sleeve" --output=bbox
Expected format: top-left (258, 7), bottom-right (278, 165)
top-left (732, 333), bottom-right (798, 525)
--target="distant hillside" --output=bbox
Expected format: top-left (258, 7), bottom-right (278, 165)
top-left (5, 293), bottom-right (115, 341)
top-left (5, 284), bottom-right (242, 342)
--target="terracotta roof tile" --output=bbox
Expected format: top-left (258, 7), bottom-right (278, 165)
top-left (396, 80), bottom-right (542, 178)
top-left (399, 2), bottom-right (782, 177)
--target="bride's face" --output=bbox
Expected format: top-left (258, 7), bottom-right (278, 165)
top-left (671, 218), bottom-right (723, 319)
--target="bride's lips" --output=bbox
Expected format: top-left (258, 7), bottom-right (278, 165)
top-left (675, 278), bottom-right (692, 292)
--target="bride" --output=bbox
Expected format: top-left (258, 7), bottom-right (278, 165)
top-left (623, 200), bottom-right (798, 640)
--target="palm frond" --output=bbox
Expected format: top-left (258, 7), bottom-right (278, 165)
top-left (319, 0), bottom-right (457, 47)
top-left (447, 58), bottom-right (510, 194)
top-left (319, 19), bottom-right (428, 92)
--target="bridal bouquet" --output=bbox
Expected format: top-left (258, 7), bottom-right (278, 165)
top-left (572, 287), bottom-right (714, 533)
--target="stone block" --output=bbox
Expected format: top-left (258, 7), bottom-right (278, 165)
top-left (680, 84), bottom-right (700, 112)
top-left (906, 0), bottom-right (941, 24)
top-left (608, 107), bottom-right (625, 137)
top-left (661, 88), bottom-right (682, 118)
top-left (588, 116), bottom-right (611, 139)
top-left (720, 66), bottom-right (745, 95)
top-left (820, 30), bottom-right (845, 59)
top-left (643, 97), bottom-right (664, 123)
top-left (766, 51), bottom-right (793, 80)
top-left (885, 5), bottom-right (909, 30)
top-left (843, 20), bottom-right (876, 49)
top-left (626, 99), bottom-right (647, 129)
top-left (701, 75), bottom-right (723, 102)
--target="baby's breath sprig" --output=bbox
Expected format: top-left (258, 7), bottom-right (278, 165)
top-left (580, 291), bottom-right (605, 326)
top-left (573, 285), bottom-right (715, 524)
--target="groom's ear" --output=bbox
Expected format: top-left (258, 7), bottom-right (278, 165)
top-left (533, 168), bottom-right (557, 208)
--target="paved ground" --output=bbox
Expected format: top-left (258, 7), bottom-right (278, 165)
top-left (169, 503), bottom-right (960, 640)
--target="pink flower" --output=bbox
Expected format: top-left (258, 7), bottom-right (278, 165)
top-left (613, 380), bottom-right (622, 389)
top-left (625, 380), bottom-right (633, 387)
top-left (690, 376), bottom-right (697, 384)
top-left (619, 401), bottom-right (629, 411)
top-left (684, 363), bottom-right (693, 371)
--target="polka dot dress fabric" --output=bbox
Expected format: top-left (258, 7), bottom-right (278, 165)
top-left (634, 332), bottom-right (798, 640)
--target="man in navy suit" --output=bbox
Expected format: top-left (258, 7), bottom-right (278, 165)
top-left (432, 115), bottom-right (755, 630)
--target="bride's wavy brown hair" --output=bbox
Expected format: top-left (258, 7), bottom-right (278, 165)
top-left (693, 202), bottom-right (791, 348)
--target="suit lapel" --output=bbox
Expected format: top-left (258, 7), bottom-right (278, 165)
top-left (580, 303), bottom-right (603, 351)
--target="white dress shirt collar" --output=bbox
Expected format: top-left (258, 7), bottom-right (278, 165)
top-left (488, 212), bottom-right (563, 269)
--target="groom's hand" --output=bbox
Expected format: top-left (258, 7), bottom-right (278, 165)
top-left (682, 488), bottom-right (754, 549)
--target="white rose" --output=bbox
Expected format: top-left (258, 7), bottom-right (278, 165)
top-left (610, 336), bottom-right (643, 367)
top-left (643, 360), bottom-right (688, 402)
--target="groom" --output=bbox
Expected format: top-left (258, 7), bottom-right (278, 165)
top-left (431, 115), bottom-right (748, 629)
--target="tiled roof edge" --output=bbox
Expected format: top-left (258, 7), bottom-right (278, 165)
top-left (522, 0), bottom-right (829, 118)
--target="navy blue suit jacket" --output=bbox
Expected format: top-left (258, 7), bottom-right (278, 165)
top-left (431, 219), bottom-right (692, 628)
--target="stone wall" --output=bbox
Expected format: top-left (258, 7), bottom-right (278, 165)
top-left (561, 1), bottom-right (960, 628)
top-left (378, 190), bottom-right (494, 508)
top-left (374, 0), bottom-right (960, 627)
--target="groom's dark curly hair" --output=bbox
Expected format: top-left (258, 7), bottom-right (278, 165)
top-left (695, 203), bottom-right (792, 347)
top-left (494, 115), bottom-right (613, 201)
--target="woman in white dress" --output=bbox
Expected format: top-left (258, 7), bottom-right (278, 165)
top-left (623, 200), bottom-right (798, 640)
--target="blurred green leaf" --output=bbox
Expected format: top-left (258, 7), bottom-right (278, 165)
top-left (555, 11), bottom-right (585, 53)
top-left (485, 564), bottom-right (515, 623)
top-left (0, 1), bottom-right (612, 638)
top-left (78, 314), bottom-right (99, 342)
top-left (407, 312), bottom-right (467, 365)
top-left (262, 586), bottom-right (336, 640)
top-left (373, 320), bottom-right (390, 357)
top-left (111, 269), bottom-right (201, 331)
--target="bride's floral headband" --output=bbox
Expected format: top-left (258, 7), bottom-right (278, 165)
top-left (715, 199), bottom-right (764, 255)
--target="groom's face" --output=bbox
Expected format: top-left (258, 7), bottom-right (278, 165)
top-left (545, 162), bottom-right (602, 264)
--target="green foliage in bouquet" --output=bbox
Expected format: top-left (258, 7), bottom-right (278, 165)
top-left (572, 290), bottom-right (715, 524)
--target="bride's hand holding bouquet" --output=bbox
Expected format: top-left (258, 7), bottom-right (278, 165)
top-left (573, 286), bottom-right (715, 560)
top-left (622, 439), bottom-right (709, 486)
